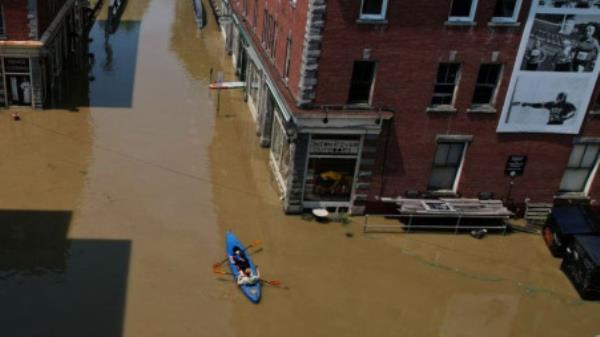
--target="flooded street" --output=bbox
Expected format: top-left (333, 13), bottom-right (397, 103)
top-left (1, 0), bottom-right (599, 336)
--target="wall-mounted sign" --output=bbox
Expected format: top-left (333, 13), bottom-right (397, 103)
top-left (4, 58), bottom-right (30, 73)
top-left (505, 155), bottom-right (528, 176)
top-left (309, 139), bottom-right (360, 155)
top-left (497, 4), bottom-right (600, 134)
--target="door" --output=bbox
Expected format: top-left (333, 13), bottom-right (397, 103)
top-left (7, 75), bottom-right (32, 106)
top-left (235, 39), bottom-right (247, 81)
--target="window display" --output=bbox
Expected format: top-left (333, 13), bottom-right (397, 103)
top-left (303, 135), bottom-right (361, 203)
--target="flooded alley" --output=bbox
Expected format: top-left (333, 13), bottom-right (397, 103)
top-left (0, 1), bottom-right (599, 336)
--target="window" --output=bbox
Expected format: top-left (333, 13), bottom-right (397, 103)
top-left (262, 10), bottom-right (268, 43)
top-left (284, 36), bottom-right (292, 80)
top-left (472, 64), bottom-right (502, 105)
top-left (448, 0), bottom-right (478, 22)
top-left (431, 63), bottom-right (461, 106)
top-left (0, 5), bottom-right (5, 37)
top-left (271, 21), bottom-right (278, 59)
top-left (428, 142), bottom-right (467, 191)
top-left (347, 61), bottom-right (376, 104)
top-left (253, 0), bottom-right (257, 27)
top-left (359, 0), bottom-right (388, 20)
top-left (559, 144), bottom-right (600, 193)
top-left (303, 135), bottom-right (361, 203)
top-left (270, 113), bottom-right (289, 176)
top-left (492, 0), bottom-right (521, 23)
top-left (262, 11), bottom-right (277, 59)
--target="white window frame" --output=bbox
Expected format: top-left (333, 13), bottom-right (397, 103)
top-left (448, 0), bottom-right (479, 23)
top-left (491, 0), bottom-right (522, 23)
top-left (559, 143), bottom-right (600, 195)
top-left (359, 0), bottom-right (388, 21)
top-left (428, 140), bottom-right (469, 193)
top-left (472, 63), bottom-right (503, 106)
top-left (431, 63), bottom-right (462, 107)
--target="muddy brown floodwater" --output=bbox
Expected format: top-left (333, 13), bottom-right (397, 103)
top-left (1, 1), bottom-right (599, 336)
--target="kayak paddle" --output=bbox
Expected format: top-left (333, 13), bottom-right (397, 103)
top-left (212, 266), bottom-right (285, 288)
top-left (212, 239), bottom-right (261, 268)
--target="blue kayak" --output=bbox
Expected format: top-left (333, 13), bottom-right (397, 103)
top-left (226, 231), bottom-right (261, 303)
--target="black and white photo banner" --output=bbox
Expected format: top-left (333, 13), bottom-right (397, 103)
top-left (498, 2), bottom-right (600, 133)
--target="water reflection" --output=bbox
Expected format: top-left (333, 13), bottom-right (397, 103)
top-left (0, 210), bottom-right (131, 337)
top-left (88, 18), bottom-right (141, 107)
top-left (193, 0), bottom-right (206, 29)
top-left (105, 0), bottom-right (129, 35)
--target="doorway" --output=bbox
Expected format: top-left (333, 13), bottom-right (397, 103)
top-left (6, 75), bottom-right (33, 106)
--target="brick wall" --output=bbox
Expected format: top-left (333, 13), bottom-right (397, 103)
top-left (2, 0), bottom-right (30, 40)
top-left (229, 0), bottom-right (308, 104)
top-left (316, 0), bottom-right (600, 207)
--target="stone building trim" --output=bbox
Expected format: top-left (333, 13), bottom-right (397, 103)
top-left (297, 0), bottom-right (325, 107)
top-left (27, 0), bottom-right (38, 39)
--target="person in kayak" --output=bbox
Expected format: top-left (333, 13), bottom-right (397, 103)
top-left (237, 267), bottom-right (261, 285)
top-left (229, 247), bottom-right (250, 271)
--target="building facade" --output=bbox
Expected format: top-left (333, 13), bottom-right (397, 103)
top-left (0, 0), bottom-right (90, 108)
top-left (217, 0), bottom-right (600, 214)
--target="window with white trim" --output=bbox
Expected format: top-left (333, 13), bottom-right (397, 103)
top-left (472, 64), bottom-right (502, 106)
top-left (448, 0), bottom-right (478, 22)
top-left (431, 63), bottom-right (461, 106)
top-left (284, 35), bottom-right (292, 80)
top-left (428, 141), bottom-right (468, 191)
top-left (559, 143), bottom-right (600, 193)
top-left (492, 0), bottom-right (522, 23)
top-left (359, 0), bottom-right (388, 21)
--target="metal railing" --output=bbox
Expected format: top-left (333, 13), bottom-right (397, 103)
top-left (363, 213), bottom-right (509, 235)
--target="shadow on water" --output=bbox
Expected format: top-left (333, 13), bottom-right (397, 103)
top-left (0, 210), bottom-right (130, 337)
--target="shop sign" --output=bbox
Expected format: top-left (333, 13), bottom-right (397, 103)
top-left (505, 155), bottom-right (527, 177)
top-left (4, 58), bottom-right (30, 73)
top-left (310, 139), bottom-right (360, 155)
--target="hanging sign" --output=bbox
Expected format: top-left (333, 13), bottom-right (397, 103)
top-left (4, 58), bottom-right (30, 73)
top-left (505, 155), bottom-right (528, 176)
top-left (310, 139), bottom-right (360, 155)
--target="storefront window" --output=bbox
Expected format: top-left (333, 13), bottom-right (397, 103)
top-left (3, 58), bottom-right (33, 106)
top-left (303, 135), bottom-right (361, 202)
top-left (270, 112), bottom-right (290, 182)
top-left (247, 62), bottom-right (260, 105)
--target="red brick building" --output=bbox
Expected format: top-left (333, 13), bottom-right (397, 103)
top-left (218, 0), bottom-right (600, 214)
top-left (0, 0), bottom-right (90, 108)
